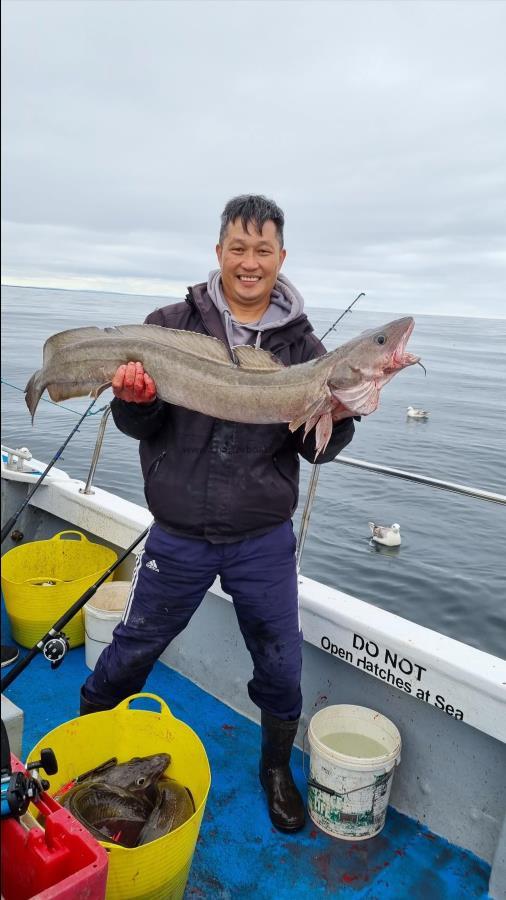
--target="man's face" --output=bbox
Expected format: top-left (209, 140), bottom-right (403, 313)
top-left (216, 218), bottom-right (286, 312)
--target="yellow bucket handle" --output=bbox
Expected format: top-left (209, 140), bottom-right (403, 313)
top-left (114, 692), bottom-right (175, 720)
top-left (51, 530), bottom-right (88, 542)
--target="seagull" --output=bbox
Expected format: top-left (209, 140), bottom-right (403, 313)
top-left (407, 406), bottom-right (429, 419)
top-left (368, 522), bottom-right (401, 547)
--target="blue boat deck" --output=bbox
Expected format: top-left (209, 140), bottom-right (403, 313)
top-left (2, 606), bottom-right (491, 899)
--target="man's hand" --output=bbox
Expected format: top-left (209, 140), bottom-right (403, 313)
top-left (112, 361), bottom-right (157, 403)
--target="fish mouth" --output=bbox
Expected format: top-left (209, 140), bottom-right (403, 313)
top-left (385, 318), bottom-right (420, 372)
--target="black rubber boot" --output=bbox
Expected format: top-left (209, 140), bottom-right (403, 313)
top-left (79, 687), bottom-right (114, 716)
top-left (259, 710), bottom-right (305, 833)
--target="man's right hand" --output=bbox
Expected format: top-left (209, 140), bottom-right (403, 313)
top-left (112, 362), bottom-right (157, 403)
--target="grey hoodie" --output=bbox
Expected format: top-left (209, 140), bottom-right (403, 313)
top-left (207, 269), bottom-right (305, 349)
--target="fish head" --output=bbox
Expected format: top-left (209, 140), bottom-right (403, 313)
top-left (346, 317), bottom-right (419, 382)
top-left (97, 753), bottom-right (171, 792)
top-left (372, 317), bottom-right (419, 384)
top-left (328, 317), bottom-right (420, 416)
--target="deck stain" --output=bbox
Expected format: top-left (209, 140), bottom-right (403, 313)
top-left (342, 872), bottom-right (361, 883)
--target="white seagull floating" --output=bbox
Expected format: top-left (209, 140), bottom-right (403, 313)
top-left (368, 522), bottom-right (401, 547)
top-left (407, 406), bottom-right (429, 419)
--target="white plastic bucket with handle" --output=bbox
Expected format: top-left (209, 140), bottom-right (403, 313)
top-left (307, 704), bottom-right (401, 840)
top-left (84, 581), bottom-right (131, 670)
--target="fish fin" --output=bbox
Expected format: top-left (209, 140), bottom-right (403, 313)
top-left (116, 325), bottom-right (234, 366)
top-left (25, 371), bottom-right (111, 420)
top-left (288, 392), bottom-right (332, 434)
top-left (231, 345), bottom-right (285, 370)
top-left (301, 412), bottom-right (322, 439)
top-left (42, 327), bottom-right (110, 366)
top-left (330, 379), bottom-right (380, 416)
top-left (313, 413), bottom-right (334, 459)
top-left (46, 381), bottom-right (109, 403)
top-left (40, 324), bottom-right (234, 368)
top-left (75, 758), bottom-right (118, 783)
top-left (288, 401), bottom-right (323, 433)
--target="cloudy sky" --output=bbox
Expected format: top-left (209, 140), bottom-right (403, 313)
top-left (2, 0), bottom-right (505, 317)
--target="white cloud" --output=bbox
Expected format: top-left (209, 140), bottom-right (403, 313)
top-left (1, 0), bottom-right (506, 317)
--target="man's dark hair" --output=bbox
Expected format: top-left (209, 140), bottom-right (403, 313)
top-left (219, 194), bottom-right (285, 247)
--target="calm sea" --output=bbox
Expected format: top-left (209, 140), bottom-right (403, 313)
top-left (1, 285), bottom-right (505, 658)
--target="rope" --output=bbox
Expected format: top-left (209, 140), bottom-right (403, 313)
top-left (1, 378), bottom-right (110, 417)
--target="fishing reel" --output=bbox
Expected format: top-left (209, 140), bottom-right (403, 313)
top-left (1, 719), bottom-right (58, 818)
top-left (42, 632), bottom-right (70, 670)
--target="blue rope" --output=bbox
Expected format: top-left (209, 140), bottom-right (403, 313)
top-left (1, 377), bottom-right (110, 417)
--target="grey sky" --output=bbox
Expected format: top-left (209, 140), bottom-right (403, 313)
top-left (2, 0), bottom-right (505, 317)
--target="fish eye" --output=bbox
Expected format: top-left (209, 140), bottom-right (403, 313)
top-left (136, 776), bottom-right (146, 786)
top-left (375, 334), bottom-right (386, 345)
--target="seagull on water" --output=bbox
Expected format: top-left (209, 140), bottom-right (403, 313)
top-left (368, 522), bottom-right (401, 547)
top-left (407, 406), bottom-right (429, 419)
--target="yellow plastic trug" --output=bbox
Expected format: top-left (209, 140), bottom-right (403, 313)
top-left (1, 530), bottom-right (117, 648)
top-left (27, 693), bottom-right (212, 900)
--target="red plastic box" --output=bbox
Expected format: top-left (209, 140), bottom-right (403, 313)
top-left (1, 754), bottom-right (109, 900)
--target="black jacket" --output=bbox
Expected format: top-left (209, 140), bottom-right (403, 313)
top-left (111, 283), bottom-right (355, 542)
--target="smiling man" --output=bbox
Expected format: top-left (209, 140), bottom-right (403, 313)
top-left (215, 209), bottom-right (286, 324)
top-left (79, 195), bottom-right (356, 833)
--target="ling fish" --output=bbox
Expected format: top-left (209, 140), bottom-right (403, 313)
top-left (25, 318), bottom-right (421, 456)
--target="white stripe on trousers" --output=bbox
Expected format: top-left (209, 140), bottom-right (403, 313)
top-left (122, 524), bottom-right (153, 624)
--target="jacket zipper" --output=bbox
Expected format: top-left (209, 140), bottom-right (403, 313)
top-left (146, 450), bottom-right (167, 483)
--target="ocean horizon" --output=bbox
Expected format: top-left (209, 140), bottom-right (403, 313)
top-left (2, 281), bottom-right (504, 321)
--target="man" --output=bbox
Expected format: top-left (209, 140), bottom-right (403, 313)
top-left (80, 195), bottom-right (355, 832)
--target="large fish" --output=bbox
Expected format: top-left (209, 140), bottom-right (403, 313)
top-left (25, 317), bottom-right (421, 455)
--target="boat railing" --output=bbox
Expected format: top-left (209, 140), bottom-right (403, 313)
top-left (76, 404), bottom-right (505, 562)
top-left (296, 458), bottom-right (505, 567)
top-left (2, 445), bottom-right (33, 472)
top-left (331, 455), bottom-right (505, 504)
top-left (79, 405), bottom-right (113, 495)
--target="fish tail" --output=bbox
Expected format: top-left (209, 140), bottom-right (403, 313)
top-left (24, 370), bottom-right (45, 423)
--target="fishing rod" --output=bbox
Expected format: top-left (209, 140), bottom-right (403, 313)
top-left (319, 292), bottom-right (365, 343)
top-left (296, 292), bottom-right (365, 568)
top-left (0, 524), bottom-right (151, 693)
top-left (1, 398), bottom-right (99, 545)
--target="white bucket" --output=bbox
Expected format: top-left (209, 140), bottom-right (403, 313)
top-left (307, 704), bottom-right (401, 840)
top-left (84, 581), bottom-right (130, 670)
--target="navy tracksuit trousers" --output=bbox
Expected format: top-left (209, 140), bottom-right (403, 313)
top-left (83, 521), bottom-right (303, 720)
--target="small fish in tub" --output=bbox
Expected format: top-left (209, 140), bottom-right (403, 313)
top-left (54, 753), bottom-right (195, 847)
